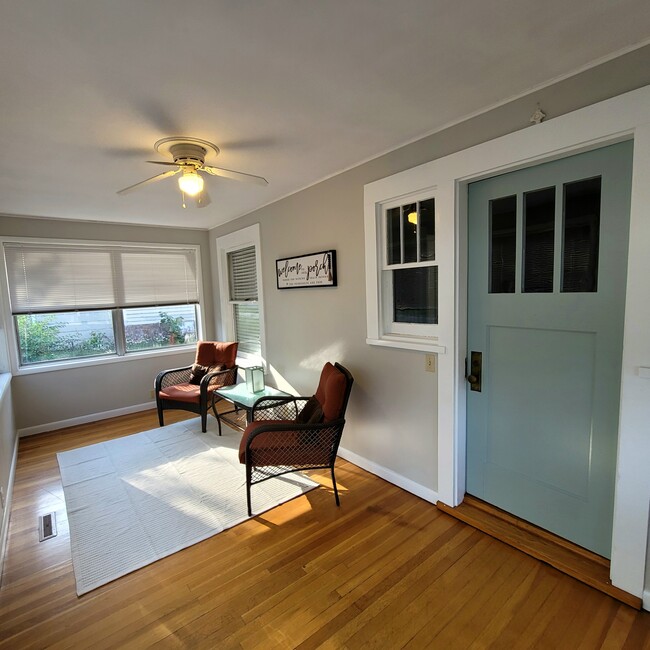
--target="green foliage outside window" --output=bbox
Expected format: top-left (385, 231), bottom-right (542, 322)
top-left (16, 314), bottom-right (115, 364)
top-left (16, 310), bottom-right (194, 364)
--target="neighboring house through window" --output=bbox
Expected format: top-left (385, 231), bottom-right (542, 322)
top-left (216, 224), bottom-right (265, 363)
top-left (1, 241), bottom-right (203, 369)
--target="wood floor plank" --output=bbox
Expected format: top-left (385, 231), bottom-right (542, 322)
top-left (1, 409), bottom-right (648, 649)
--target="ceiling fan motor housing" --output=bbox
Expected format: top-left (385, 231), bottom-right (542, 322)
top-left (169, 143), bottom-right (206, 167)
top-left (153, 137), bottom-right (221, 168)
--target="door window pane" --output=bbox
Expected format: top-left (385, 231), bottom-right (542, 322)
top-left (16, 311), bottom-right (115, 365)
top-left (562, 177), bottom-right (601, 293)
top-left (419, 198), bottom-right (435, 261)
top-left (402, 203), bottom-right (418, 263)
top-left (387, 207), bottom-right (401, 265)
top-left (124, 305), bottom-right (197, 352)
top-left (523, 187), bottom-right (555, 293)
top-left (489, 195), bottom-right (517, 293)
top-left (393, 266), bottom-right (438, 324)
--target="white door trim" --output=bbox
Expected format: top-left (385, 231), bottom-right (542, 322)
top-left (381, 85), bottom-right (650, 599)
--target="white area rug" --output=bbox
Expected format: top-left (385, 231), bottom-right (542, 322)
top-left (57, 418), bottom-right (317, 596)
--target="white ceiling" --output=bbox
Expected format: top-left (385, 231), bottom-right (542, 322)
top-left (1, 1), bottom-right (649, 230)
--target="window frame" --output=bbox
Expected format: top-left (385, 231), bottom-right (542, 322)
top-left (215, 224), bottom-right (266, 365)
top-left (381, 191), bottom-right (439, 338)
top-left (0, 237), bottom-right (205, 375)
top-left (365, 184), bottom-right (447, 353)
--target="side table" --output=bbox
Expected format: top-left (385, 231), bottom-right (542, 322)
top-left (212, 383), bottom-right (291, 435)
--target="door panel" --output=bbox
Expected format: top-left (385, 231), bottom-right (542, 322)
top-left (466, 141), bottom-right (633, 558)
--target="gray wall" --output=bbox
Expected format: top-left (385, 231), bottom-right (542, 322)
top-left (209, 45), bottom-right (650, 494)
top-left (0, 215), bottom-right (215, 431)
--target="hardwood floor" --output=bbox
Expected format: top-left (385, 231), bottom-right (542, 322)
top-left (436, 495), bottom-right (640, 608)
top-left (1, 410), bottom-right (648, 649)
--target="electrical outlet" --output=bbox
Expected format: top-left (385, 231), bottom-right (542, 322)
top-left (150, 389), bottom-right (155, 399)
top-left (425, 354), bottom-right (435, 373)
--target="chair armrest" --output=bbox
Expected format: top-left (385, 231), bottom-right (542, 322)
top-left (250, 396), bottom-right (305, 422)
top-left (155, 366), bottom-right (192, 391)
top-left (245, 417), bottom-right (345, 442)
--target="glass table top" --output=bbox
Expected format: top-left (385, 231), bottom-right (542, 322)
top-left (214, 383), bottom-right (291, 409)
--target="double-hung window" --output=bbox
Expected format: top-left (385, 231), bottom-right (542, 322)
top-left (383, 195), bottom-right (438, 335)
top-left (3, 241), bottom-right (201, 368)
top-left (216, 224), bottom-right (265, 362)
top-left (227, 246), bottom-right (261, 355)
top-left (364, 183), bottom-right (442, 353)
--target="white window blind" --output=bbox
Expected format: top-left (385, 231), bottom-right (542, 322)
top-left (4, 243), bottom-right (199, 314)
top-left (228, 246), bottom-right (260, 355)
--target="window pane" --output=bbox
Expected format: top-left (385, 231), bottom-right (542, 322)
top-left (386, 207), bottom-right (401, 265)
top-left (490, 195), bottom-right (517, 293)
top-left (523, 187), bottom-right (555, 293)
top-left (562, 177), bottom-right (601, 293)
top-left (16, 311), bottom-right (115, 365)
top-left (393, 266), bottom-right (438, 324)
top-left (402, 203), bottom-right (418, 263)
top-left (419, 198), bottom-right (435, 261)
top-left (124, 305), bottom-right (197, 352)
top-left (234, 304), bottom-right (261, 355)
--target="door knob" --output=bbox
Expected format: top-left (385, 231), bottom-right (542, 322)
top-left (467, 351), bottom-right (482, 392)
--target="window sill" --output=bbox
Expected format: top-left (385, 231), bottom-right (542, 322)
top-left (366, 336), bottom-right (446, 354)
top-left (13, 345), bottom-right (196, 376)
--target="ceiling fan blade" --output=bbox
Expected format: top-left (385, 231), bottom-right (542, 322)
top-left (146, 160), bottom-right (179, 166)
top-left (202, 165), bottom-right (268, 186)
top-left (182, 188), bottom-right (212, 209)
top-left (116, 169), bottom-right (179, 195)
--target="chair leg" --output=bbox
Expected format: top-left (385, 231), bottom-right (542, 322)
top-left (201, 410), bottom-right (207, 433)
top-left (331, 466), bottom-right (340, 507)
top-left (157, 401), bottom-right (164, 427)
top-left (246, 463), bottom-right (253, 517)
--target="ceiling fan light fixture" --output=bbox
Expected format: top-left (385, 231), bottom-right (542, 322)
top-left (178, 168), bottom-right (204, 196)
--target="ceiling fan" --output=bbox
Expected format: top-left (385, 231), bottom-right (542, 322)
top-left (116, 137), bottom-right (268, 208)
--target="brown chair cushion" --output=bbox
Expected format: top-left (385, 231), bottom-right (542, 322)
top-left (314, 362), bottom-right (347, 422)
top-left (195, 341), bottom-right (238, 368)
top-left (158, 383), bottom-right (201, 404)
top-left (296, 395), bottom-right (323, 424)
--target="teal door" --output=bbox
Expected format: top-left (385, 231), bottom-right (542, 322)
top-left (466, 141), bottom-right (633, 558)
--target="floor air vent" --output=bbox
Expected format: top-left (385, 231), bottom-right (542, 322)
top-left (38, 512), bottom-right (57, 542)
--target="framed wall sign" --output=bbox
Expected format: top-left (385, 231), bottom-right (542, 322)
top-left (276, 250), bottom-right (337, 289)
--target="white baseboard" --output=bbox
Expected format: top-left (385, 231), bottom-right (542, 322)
top-left (644, 589), bottom-right (649, 612)
top-left (337, 446), bottom-right (439, 504)
top-left (18, 401), bottom-right (157, 438)
top-left (0, 434), bottom-right (18, 585)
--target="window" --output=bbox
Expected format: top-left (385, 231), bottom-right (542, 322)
top-left (365, 177), bottom-right (445, 353)
top-left (3, 242), bottom-right (201, 367)
top-left (487, 176), bottom-right (602, 295)
top-left (380, 193), bottom-right (439, 339)
top-left (216, 224), bottom-right (265, 362)
top-left (228, 246), bottom-right (260, 355)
